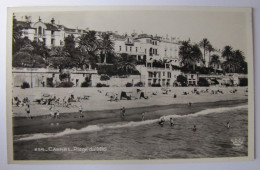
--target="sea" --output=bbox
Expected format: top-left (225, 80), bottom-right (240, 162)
top-left (13, 103), bottom-right (248, 160)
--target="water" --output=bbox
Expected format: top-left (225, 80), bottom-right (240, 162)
top-left (13, 105), bottom-right (248, 160)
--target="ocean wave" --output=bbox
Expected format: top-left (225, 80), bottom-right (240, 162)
top-left (15, 105), bottom-right (247, 142)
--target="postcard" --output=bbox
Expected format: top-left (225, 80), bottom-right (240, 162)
top-left (6, 6), bottom-right (254, 164)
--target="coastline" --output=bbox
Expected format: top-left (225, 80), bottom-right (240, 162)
top-left (13, 99), bottom-right (248, 136)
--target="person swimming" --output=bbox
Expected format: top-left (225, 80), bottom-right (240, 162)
top-left (192, 125), bottom-right (197, 132)
top-left (227, 121), bottom-right (230, 129)
top-left (158, 118), bottom-right (165, 127)
top-left (170, 118), bottom-right (174, 126)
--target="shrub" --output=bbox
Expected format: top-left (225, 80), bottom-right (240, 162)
top-left (100, 75), bottom-right (110, 81)
top-left (126, 82), bottom-right (133, 87)
top-left (21, 82), bottom-right (30, 89)
top-left (57, 81), bottom-right (74, 88)
top-left (151, 83), bottom-right (161, 87)
top-left (59, 73), bottom-right (70, 81)
top-left (239, 78), bottom-right (248, 86)
top-left (81, 77), bottom-right (91, 87)
top-left (198, 78), bottom-right (210, 87)
top-left (134, 82), bottom-right (144, 87)
top-left (96, 83), bottom-right (109, 87)
top-left (177, 75), bottom-right (187, 86)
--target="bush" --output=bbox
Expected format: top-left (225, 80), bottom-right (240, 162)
top-left (21, 82), bottom-right (30, 89)
top-left (177, 75), bottom-right (187, 86)
top-left (134, 82), bottom-right (144, 87)
top-left (81, 77), bottom-right (91, 87)
top-left (198, 78), bottom-right (210, 87)
top-left (100, 75), bottom-right (110, 81)
top-left (96, 83), bottom-right (109, 87)
top-left (126, 82), bottom-right (133, 87)
top-left (57, 81), bottom-right (74, 88)
top-left (59, 73), bottom-right (70, 81)
top-left (151, 83), bottom-right (161, 87)
top-left (239, 78), bottom-right (248, 86)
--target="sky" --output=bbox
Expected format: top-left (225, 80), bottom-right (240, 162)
top-left (14, 8), bottom-right (250, 58)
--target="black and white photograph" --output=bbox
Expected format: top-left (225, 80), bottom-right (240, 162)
top-left (6, 6), bottom-right (254, 163)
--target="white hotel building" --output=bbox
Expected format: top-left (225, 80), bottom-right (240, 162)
top-left (15, 16), bottom-right (199, 87)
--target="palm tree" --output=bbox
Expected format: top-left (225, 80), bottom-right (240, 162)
top-left (232, 50), bottom-right (245, 73)
top-left (99, 32), bottom-right (114, 64)
top-left (179, 41), bottom-right (202, 71)
top-left (209, 54), bottom-right (221, 73)
top-left (221, 46), bottom-right (234, 73)
top-left (78, 31), bottom-right (100, 68)
top-left (222, 45), bottom-right (233, 60)
top-left (191, 44), bottom-right (203, 70)
top-left (207, 44), bottom-right (215, 67)
top-left (199, 38), bottom-right (210, 65)
top-left (117, 53), bottom-right (137, 74)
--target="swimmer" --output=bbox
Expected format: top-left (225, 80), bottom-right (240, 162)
top-left (227, 121), bottom-right (230, 129)
top-left (192, 125), bottom-right (197, 132)
top-left (158, 117), bottom-right (165, 127)
top-left (170, 118), bottom-right (174, 126)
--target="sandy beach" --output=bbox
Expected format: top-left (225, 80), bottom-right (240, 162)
top-left (12, 86), bottom-right (248, 117)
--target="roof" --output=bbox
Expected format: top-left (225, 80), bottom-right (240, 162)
top-left (45, 23), bottom-right (59, 31)
top-left (17, 21), bottom-right (33, 29)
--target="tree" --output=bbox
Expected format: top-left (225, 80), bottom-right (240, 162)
top-left (209, 54), bottom-right (221, 73)
top-left (222, 45), bottom-right (233, 60)
top-left (99, 32), bottom-right (114, 64)
top-left (117, 53), bottom-right (138, 75)
top-left (179, 41), bottom-right (202, 71)
top-left (177, 75), bottom-right (187, 86)
top-left (49, 47), bottom-right (73, 70)
top-left (207, 44), bottom-right (215, 66)
top-left (199, 38), bottom-right (210, 65)
top-left (64, 34), bottom-right (76, 56)
top-left (77, 30), bottom-right (100, 69)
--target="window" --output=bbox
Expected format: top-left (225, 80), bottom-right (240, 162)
top-left (51, 39), bottom-right (55, 45)
top-left (51, 30), bottom-right (54, 35)
top-left (145, 49), bottom-right (147, 54)
top-left (119, 46), bottom-right (121, 51)
top-left (163, 72), bottom-right (165, 76)
top-left (136, 47), bottom-right (138, 52)
top-left (130, 47), bottom-right (132, 52)
top-left (126, 46), bottom-right (127, 51)
top-left (191, 75), bottom-right (194, 79)
top-left (167, 72), bottom-right (171, 78)
top-left (38, 26), bottom-right (42, 35)
top-left (43, 38), bottom-right (46, 45)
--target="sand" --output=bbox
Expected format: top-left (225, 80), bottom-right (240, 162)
top-left (12, 86), bottom-right (248, 117)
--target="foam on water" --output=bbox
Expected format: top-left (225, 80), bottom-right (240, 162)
top-left (15, 105), bottom-right (247, 142)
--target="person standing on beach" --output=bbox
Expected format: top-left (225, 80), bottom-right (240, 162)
top-left (142, 112), bottom-right (146, 121)
top-left (49, 104), bottom-right (55, 118)
top-left (54, 110), bottom-right (60, 119)
top-left (120, 107), bottom-right (126, 120)
top-left (79, 105), bottom-right (83, 118)
top-left (25, 104), bottom-right (32, 119)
